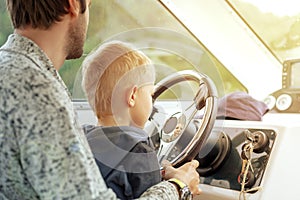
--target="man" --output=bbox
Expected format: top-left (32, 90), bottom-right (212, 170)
top-left (0, 0), bottom-right (201, 199)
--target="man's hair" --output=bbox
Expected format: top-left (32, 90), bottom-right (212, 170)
top-left (81, 40), bottom-right (155, 120)
top-left (6, 0), bottom-right (87, 29)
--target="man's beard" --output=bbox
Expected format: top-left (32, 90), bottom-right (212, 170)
top-left (65, 18), bottom-right (86, 60)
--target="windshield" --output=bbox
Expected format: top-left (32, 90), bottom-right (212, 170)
top-left (0, 0), bottom-right (248, 100)
top-left (228, 0), bottom-right (300, 63)
top-left (73, 0), bottom-right (247, 100)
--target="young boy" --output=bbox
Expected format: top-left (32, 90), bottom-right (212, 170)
top-left (81, 40), bottom-right (161, 199)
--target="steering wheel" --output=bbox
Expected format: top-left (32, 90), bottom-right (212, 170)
top-left (148, 70), bottom-right (218, 168)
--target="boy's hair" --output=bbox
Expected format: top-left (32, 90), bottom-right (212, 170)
top-left (82, 40), bottom-right (155, 120)
top-left (6, 0), bottom-right (87, 29)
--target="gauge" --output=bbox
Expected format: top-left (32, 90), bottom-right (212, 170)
top-left (264, 95), bottom-right (276, 110)
top-left (276, 94), bottom-right (292, 111)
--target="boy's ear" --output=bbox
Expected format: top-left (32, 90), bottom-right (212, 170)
top-left (127, 86), bottom-right (138, 107)
top-left (68, 0), bottom-right (81, 17)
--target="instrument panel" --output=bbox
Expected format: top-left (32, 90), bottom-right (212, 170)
top-left (264, 59), bottom-right (300, 113)
top-left (194, 123), bottom-right (277, 192)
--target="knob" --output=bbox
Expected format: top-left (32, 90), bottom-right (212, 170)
top-left (238, 171), bottom-right (256, 188)
top-left (252, 131), bottom-right (269, 153)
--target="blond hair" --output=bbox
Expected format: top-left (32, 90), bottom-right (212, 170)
top-left (81, 40), bottom-right (155, 120)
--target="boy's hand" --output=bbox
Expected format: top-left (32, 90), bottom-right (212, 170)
top-left (162, 160), bottom-right (202, 195)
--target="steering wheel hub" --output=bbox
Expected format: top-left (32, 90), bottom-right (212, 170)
top-left (161, 112), bottom-right (186, 143)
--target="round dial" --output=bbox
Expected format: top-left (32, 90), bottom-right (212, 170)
top-left (276, 94), bottom-right (292, 111)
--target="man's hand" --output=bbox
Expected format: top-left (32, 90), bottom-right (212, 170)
top-left (162, 160), bottom-right (202, 195)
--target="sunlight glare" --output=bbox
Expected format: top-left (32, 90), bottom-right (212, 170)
top-left (241, 0), bottom-right (300, 16)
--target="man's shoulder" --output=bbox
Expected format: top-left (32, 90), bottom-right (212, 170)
top-left (0, 35), bottom-right (51, 77)
top-left (0, 50), bottom-right (42, 79)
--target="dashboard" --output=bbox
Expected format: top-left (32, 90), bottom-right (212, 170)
top-left (74, 99), bottom-right (300, 200)
top-left (194, 114), bottom-right (300, 200)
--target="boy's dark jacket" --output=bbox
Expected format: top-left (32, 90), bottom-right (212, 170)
top-left (83, 125), bottom-right (161, 200)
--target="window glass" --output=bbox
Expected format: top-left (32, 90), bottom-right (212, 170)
top-left (0, 0), bottom-right (246, 100)
top-left (228, 0), bottom-right (300, 63)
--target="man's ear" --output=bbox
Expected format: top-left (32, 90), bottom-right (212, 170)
top-left (127, 86), bottom-right (138, 107)
top-left (68, 0), bottom-right (81, 17)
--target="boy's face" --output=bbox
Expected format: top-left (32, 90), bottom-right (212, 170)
top-left (130, 83), bottom-right (155, 128)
